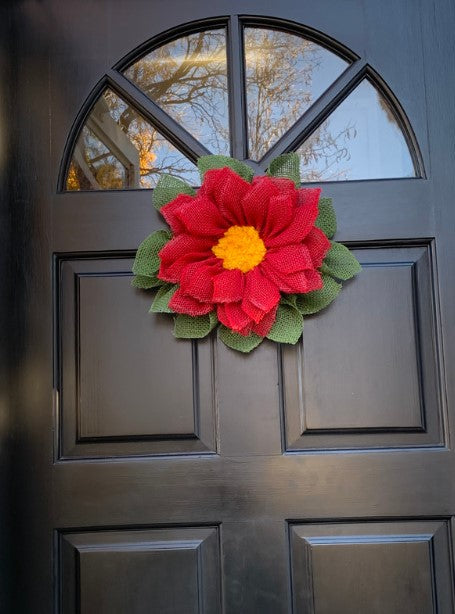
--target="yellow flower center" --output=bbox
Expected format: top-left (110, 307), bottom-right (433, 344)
top-left (212, 225), bottom-right (266, 273)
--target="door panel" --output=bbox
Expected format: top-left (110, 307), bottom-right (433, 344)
top-left (283, 242), bottom-right (445, 451)
top-left (8, 1), bottom-right (455, 612)
top-left (58, 257), bottom-right (217, 458)
top-left (60, 527), bottom-right (221, 614)
top-left (290, 520), bottom-right (453, 613)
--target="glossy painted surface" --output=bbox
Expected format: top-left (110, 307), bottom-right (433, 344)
top-left (4, 1), bottom-right (455, 613)
top-left (0, 4), bottom-right (12, 612)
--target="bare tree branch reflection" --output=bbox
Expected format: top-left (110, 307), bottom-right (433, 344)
top-left (67, 28), bottom-right (357, 190)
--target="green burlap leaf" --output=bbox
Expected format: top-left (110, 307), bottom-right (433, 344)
top-left (267, 153), bottom-right (301, 187)
top-left (174, 311), bottom-right (218, 339)
top-left (296, 274), bottom-right (342, 315)
top-left (131, 274), bottom-right (164, 290)
top-left (133, 229), bottom-right (171, 277)
top-left (280, 294), bottom-right (298, 309)
top-left (218, 326), bottom-right (263, 353)
top-left (315, 197), bottom-right (337, 239)
top-left (266, 304), bottom-right (303, 344)
top-left (150, 283), bottom-right (177, 313)
top-left (197, 155), bottom-right (254, 182)
top-left (321, 241), bottom-right (362, 281)
top-left (153, 175), bottom-right (195, 211)
top-left (208, 310), bottom-right (218, 329)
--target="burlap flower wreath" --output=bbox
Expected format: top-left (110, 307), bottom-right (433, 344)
top-left (132, 153), bottom-right (361, 353)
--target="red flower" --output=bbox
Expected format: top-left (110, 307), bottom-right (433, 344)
top-left (158, 167), bottom-right (330, 336)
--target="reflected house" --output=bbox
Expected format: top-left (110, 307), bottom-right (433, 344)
top-left (67, 90), bottom-right (199, 190)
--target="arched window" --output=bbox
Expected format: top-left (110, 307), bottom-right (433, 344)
top-left (63, 19), bottom-right (421, 191)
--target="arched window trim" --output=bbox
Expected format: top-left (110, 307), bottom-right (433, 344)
top-left (59, 15), bottom-right (424, 192)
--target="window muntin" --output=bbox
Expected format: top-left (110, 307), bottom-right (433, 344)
top-left (124, 29), bottom-right (229, 155)
top-left (64, 20), bottom-right (419, 191)
top-left (244, 27), bottom-right (348, 161)
top-left (66, 89), bottom-right (198, 191)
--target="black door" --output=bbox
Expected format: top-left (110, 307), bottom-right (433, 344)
top-left (5, 1), bottom-right (455, 612)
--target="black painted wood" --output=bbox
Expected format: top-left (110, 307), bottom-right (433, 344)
top-left (7, 1), bottom-right (455, 613)
top-left (227, 16), bottom-right (248, 160)
top-left (58, 256), bottom-right (217, 458)
top-left (0, 4), bottom-right (13, 612)
top-left (290, 520), bottom-right (453, 613)
top-left (60, 527), bottom-right (221, 613)
top-left (283, 242), bottom-right (445, 450)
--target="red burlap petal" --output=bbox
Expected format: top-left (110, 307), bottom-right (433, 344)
top-left (200, 167), bottom-right (250, 226)
top-left (267, 176), bottom-right (298, 196)
top-left (212, 268), bottom-right (245, 303)
top-left (303, 269), bottom-right (324, 292)
top-left (160, 194), bottom-right (195, 234)
top-left (173, 195), bottom-right (228, 237)
top-left (298, 187), bottom-right (322, 208)
top-left (236, 324), bottom-right (253, 337)
top-left (262, 193), bottom-right (296, 239)
top-left (158, 235), bottom-right (213, 283)
top-left (241, 297), bottom-right (265, 324)
top-left (179, 258), bottom-right (222, 302)
top-left (217, 302), bottom-right (252, 332)
top-left (169, 288), bottom-right (213, 316)
top-left (264, 189), bottom-right (320, 248)
top-left (265, 244), bottom-right (313, 274)
top-left (261, 262), bottom-right (309, 294)
top-left (251, 303), bottom-right (279, 337)
top-left (282, 271), bottom-right (313, 293)
top-left (240, 177), bottom-right (278, 231)
top-left (242, 267), bottom-right (280, 322)
top-left (303, 226), bottom-right (331, 268)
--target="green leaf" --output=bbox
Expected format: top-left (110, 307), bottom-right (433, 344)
top-left (133, 230), bottom-right (171, 277)
top-left (131, 275), bottom-right (164, 290)
top-left (315, 197), bottom-right (337, 239)
top-left (150, 283), bottom-right (177, 313)
top-left (321, 241), bottom-right (362, 281)
top-left (208, 310), bottom-right (218, 329)
top-left (267, 153), bottom-right (300, 187)
top-left (296, 274), bottom-right (342, 315)
top-left (266, 304), bottom-right (303, 344)
top-left (174, 312), bottom-right (218, 339)
top-left (218, 326), bottom-right (263, 353)
top-left (153, 175), bottom-right (195, 211)
top-left (280, 294), bottom-right (298, 309)
top-left (197, 155), bottom-right (254, 182)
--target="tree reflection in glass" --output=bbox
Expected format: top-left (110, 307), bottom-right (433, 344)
top-left (244, 27), bottom-right (348, 161)
top-left (297, 80), bottom-right (415, 181)
top-left (124, 29), bottom-right (230, 155)
top-left (66, 29), bottom-right (416, 191)
top-left (66, 89), bottom-right (199, 190)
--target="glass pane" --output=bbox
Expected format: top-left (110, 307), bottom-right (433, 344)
top-left (297, 80), bottom-right (416, 182)
top-left (124, 29), bottom-right (229, 155)
top-left (244, 27), bottom-right (348, 160)
top-left (66, 89), bottom-right (199, 191)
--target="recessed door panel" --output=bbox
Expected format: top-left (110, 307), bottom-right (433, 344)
top-left (290, 520), bottom-right (453, 614)
top-left (59, 527), bottom-right (221, 614)
top-left (282, 243), bottom-right (445, 450)
top-left (57, 257), bottom-right (217, 458)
